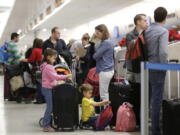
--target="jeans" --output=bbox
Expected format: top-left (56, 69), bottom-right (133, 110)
top-left (149, 70), bottom-right (166, 135)
top-left (36, 82), bottom-right (44, 102)
top-left (41, 87), bottom-right (53, 127)
top-left (89, 116), bottom-right (98, 127)
top-left (83, 116), bottom-right (98, 127)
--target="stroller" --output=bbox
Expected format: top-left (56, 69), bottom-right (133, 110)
top-left (4, 62), bottom-right (37, 103)
top-left (39, 56), bottom-right (79, 131)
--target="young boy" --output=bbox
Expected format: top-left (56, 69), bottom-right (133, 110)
top-left (80, 84), bottom-right (110, 128)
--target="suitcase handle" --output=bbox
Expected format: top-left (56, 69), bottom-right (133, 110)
top-left (118, 59), bottom-right (125, 63)
top-left (168, 59), bottom-right (179, 63)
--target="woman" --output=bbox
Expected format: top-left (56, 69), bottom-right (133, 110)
top-left (93, 24), bottom-right (114, 101)
top-left (21, 38), bottom-right (44, 104)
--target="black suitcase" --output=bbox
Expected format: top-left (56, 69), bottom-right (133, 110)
top-left (162, 59), bottom-right (180, 135)
top-left (109, 81), bottom-right (133, 127)
top-left (53, 83), bottom-right (79, 131)
top-left (109, 59), bottom-right (133, 127)
top-left (162, 99), bottom-right (180, 135)
top-left (4, 70), bottom-right (10, 99)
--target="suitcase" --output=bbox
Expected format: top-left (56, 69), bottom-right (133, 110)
top-left (109, 59), bottom-right (133, 127)
top-left (162, 59), bottom-right (180, 135)
top-left (4, 70), bottom-right (10, 99)
top-left (109, 81), bottom-right (133, 127)
top-left (53, 82), bottom-right (79, 131)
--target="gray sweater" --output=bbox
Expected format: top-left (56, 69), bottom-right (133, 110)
top-left (145, 23), bottom-right (168, 63)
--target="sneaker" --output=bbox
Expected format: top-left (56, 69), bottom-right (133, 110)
top-left (43, 126), bottom-right (55, 132)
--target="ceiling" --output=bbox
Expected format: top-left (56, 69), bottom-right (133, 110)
top-left (0, 0), bottom-right (52, 44)
top-left (36, 0), bottom-right (142, 30)
top-left (0, 0), bottom-right (142, 46)
top-left (0, 0), bottom-right (15, 39)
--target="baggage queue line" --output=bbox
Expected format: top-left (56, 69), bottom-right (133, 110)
top-left (141, 62), bottom-right (180, 135)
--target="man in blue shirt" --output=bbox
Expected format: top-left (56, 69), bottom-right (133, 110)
top-left (145, 7), bottom-right (168, 135)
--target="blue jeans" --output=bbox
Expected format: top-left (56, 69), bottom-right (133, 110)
top-left (149, 70), bottom-right (166, 135)
top-left (36, 83), bottom-right (44, 102)
top-left (41, 87), bottom-right (53, 127)
top-left (82, 116), bottom-right (98, 127)
top-left (89, 116), bottom-right (98, 127)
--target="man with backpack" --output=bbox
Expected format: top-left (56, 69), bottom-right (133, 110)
top-left (145, 7), bottom-right (168, 135)
top-left (6, 32), bottom-right (22, 65)
top-left (125, 14), bottom-right (148, 128)
top-left (3, 32), bottom-right (22, 100)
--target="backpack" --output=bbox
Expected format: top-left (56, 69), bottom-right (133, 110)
top-left (94, 106), bottom-right (113, 130)
top-left (84, 67), bottom-right (99, 96)
top-left (125, 32), bottom-right (148, 73)
top-left (0, 42), bottom-right (9, 63)
top-left (115, 102), bottom-right (136, 132)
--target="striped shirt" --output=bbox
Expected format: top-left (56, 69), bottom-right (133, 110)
top-left (6, 41), bottom-right (21, 65)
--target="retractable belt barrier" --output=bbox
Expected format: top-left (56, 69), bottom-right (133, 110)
top-left (141, 62), bottom-right (180, 135)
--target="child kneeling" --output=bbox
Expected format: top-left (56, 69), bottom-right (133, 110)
top-left (80, 84), bottom-right (110, 128)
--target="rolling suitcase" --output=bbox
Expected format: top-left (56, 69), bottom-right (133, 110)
top-left (53, 82), bottom-right (79, 131)
top-left (4, 70), bottom-right (10, 99)
top-left (162, 59), bottom-right (180, 135)
top-left (109, 59), bottom-right (133, 127)
top-left (109, 81), bottom-right (133, 127)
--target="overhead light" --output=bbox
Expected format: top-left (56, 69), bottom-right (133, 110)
top-left (32, 0), bottom-right (71, 30)
top-left (42, 28), bottom-right (47, 32)
top-left (17, 29), bottom-right (22, 34)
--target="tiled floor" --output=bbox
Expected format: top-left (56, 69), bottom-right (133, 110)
top-left (0, 75), bottom-right (140, 135)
